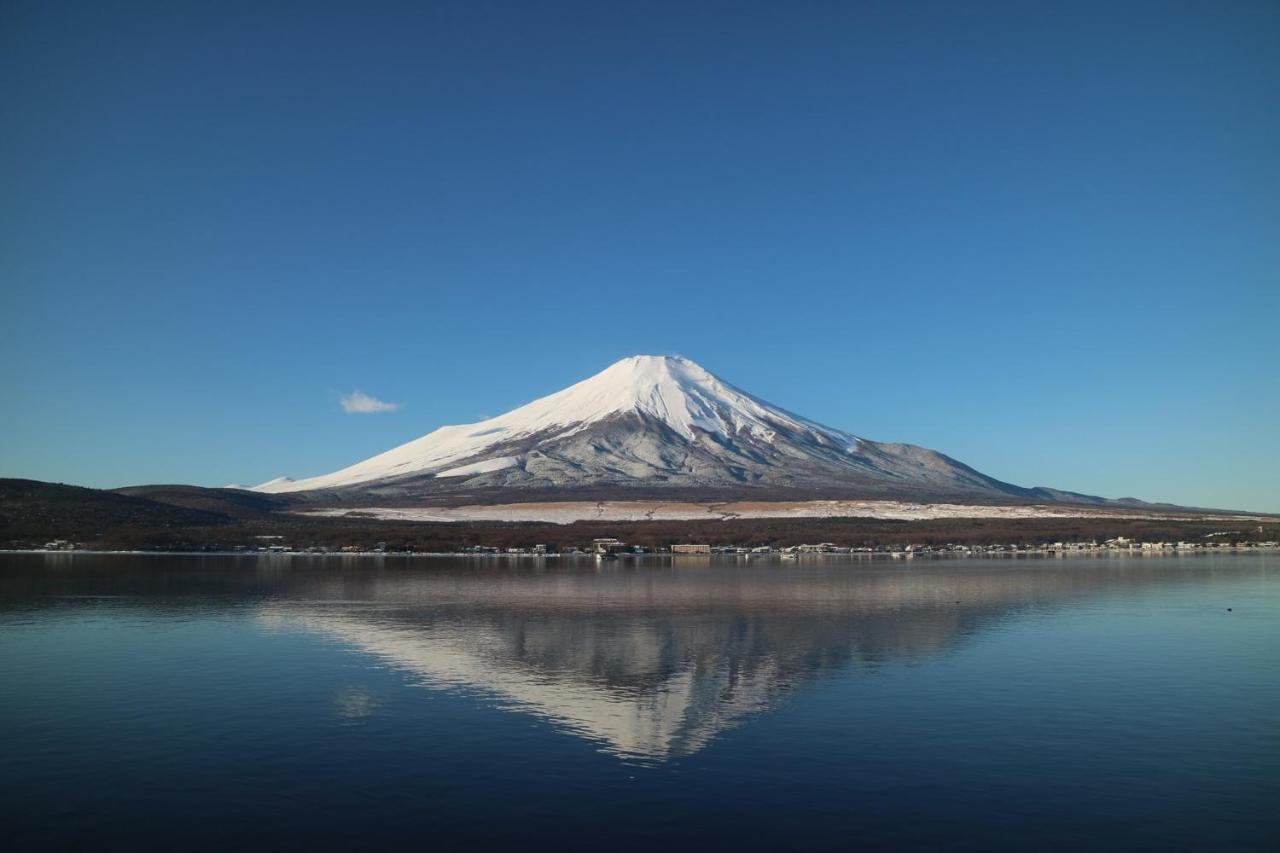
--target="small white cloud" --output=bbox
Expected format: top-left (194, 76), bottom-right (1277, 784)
top-left (340, 390), bottom-right (401, 414)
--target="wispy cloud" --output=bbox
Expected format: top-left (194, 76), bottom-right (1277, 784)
top-left (339, 391), bottom-right (401, 414)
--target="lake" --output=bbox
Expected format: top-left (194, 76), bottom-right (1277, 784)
top-left (1, 552), bottom-right (1277, 851)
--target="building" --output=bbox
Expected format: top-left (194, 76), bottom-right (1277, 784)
top-left (592, 538), bottom-right (628, 555)
top-left (672, 544), bottom-right (711, 554)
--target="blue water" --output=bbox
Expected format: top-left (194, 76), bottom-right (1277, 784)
top-left (1, 553), bottom-right (1277, 851)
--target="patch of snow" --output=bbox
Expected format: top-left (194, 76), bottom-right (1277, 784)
top-left (434, 456), bottom-right (519, 478)
top-left (295, 500), bottom-right (1211, 525)
top-left (253, 476), bottom-right (297, 493)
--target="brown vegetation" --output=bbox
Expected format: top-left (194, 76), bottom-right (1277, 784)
top-left (2, 479), bottom-right (1275, 553)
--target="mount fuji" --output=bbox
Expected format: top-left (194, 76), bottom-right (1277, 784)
top-left (253, 355), bottom-right (1105, 505)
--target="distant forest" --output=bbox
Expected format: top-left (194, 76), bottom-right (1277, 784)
top-left (2, 479), bottom-right (1274, 553)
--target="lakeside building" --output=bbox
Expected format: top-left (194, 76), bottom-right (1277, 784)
top-left (592, 538), bottom-right (628, 555)
top-left (672, 544), bottom-right (711, 554)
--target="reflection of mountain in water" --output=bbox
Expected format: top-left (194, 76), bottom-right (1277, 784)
top-left (259, 558), bottom-right (1233, 761)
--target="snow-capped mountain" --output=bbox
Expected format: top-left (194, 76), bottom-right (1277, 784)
top-left (253, 355), bottom-right (1092, 503)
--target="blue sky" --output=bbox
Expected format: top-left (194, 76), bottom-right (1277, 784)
top-left (2, 1), bottom-right (1277, 511)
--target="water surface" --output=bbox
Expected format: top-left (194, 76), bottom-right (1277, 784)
top-left (1, 553), bottom-right (1276, 851)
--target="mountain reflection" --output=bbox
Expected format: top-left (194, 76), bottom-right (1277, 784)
top-left (257, 557), bottom-right (1223, 761)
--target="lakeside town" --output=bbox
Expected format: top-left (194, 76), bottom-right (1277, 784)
top-left (8, 479), bottom-right (1276, 558)
top-left (30, 534), bottom-right (1280, 558)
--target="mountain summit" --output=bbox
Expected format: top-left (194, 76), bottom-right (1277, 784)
top-left (254, 355), bottom-right (1095, 504)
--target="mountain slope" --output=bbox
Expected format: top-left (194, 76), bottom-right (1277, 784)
top-left (253, 355), bottom-right (1102, 504)
top-left (0, 479), bottom-right (239, 541)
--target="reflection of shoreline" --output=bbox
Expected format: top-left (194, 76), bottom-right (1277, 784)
top-left (257, 559), bottom-right (1261, 761)
top-left (7, 547), bottom-right (1277, 559)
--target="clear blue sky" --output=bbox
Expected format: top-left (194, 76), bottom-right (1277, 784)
top-left (2, 1), bottom-right (1277, 511)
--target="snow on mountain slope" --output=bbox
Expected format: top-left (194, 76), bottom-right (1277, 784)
top-left (252, 355), bottom-right (1062, 501)
top-left (256, 356), bottom-right (843, 492)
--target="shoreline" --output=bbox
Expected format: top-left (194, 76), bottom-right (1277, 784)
top-left (7, 543), bottom-right (1277, 559)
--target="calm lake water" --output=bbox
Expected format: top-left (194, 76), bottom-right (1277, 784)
top-left (1, 552), bottom-right (1277, 851)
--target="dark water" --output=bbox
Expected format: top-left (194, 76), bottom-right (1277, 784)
top-left (1, 553), bottom-right (1277, 851)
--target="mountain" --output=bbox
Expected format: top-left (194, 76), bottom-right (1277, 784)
top-left (0, 478), bottom-right (239, 539)
top-left (253, 355), bottom-right (1105, 504)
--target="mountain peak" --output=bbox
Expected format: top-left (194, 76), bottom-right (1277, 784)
top-left (613, 354), bottom-right (688, 366)
top-left (579, 354), bottom-right (717, 401)
top-left (557, 354), bottom-right (821, 442)
top-left (595, 354), bottom-right (704, 387)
